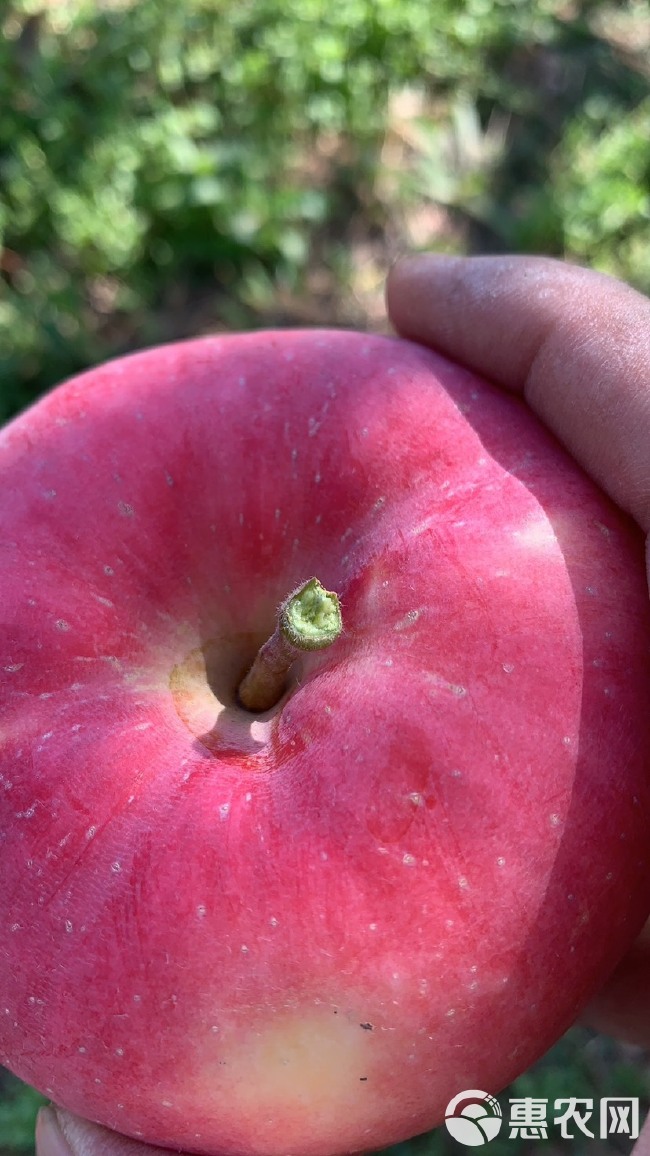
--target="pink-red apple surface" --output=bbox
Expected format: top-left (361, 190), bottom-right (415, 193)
top-left (1, 330), bottom-right (650, 1155)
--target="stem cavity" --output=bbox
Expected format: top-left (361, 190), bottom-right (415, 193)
top-left (237, 578), bottom-right (342, 713)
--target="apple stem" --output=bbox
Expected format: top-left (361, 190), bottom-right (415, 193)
top-left (237, 577), bottom-right (342, 713)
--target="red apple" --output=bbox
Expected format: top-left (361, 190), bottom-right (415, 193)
top-left (1, 329), bottom-right (649, 1156)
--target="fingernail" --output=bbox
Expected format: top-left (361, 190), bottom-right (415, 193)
top-left (35, 1107), bottom-right (74, 1156)
top-left (396, 251), bottom-right (462, 267)
top-left (389, 252), bottom-right (463, 281)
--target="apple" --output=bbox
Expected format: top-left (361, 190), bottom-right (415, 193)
top-left (1, 329), bottom-right (650, 1156)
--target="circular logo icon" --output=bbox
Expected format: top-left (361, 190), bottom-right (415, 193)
top-left (444, 1090), bottom-right (503, 1146)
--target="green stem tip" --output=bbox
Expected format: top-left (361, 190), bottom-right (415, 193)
top-left (237, 578), bottom-right (342, 713)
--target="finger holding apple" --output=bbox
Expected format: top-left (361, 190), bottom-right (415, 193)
top-left (2, 321), bottom-right (650, 1156)
top-left (36, 1105), bottom-right (176, 1156)
top-left (386, 253), bottom-right (650, 548)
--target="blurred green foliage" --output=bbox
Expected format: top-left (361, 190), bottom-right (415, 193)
top-left (1, 0), bottom-right (649, 421)
top-left (0, 1071), bottom-right (45, 1154)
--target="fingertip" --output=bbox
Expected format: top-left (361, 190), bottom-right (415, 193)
top-left (36, 1108), bottom-right (73, 1156)
top-left (385, 251), bottom-right (650, 532)
top-left (386, 251), bottom-right (463, 333)
top-left (36, 1106), bottom-right (192, 1156)
top-left (387, 251), bottom-right (462, 281)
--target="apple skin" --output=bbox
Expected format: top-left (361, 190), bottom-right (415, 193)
top-left (1, 328), bottom-right (650, 1156)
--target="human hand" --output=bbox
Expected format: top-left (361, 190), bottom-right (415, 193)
top-left (387, 251), bottom-right (650, 1154)
top-left (35, 1106), bottom-right (188, 1156)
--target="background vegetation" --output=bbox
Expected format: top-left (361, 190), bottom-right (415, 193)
top-left (1, 0), bottom-right (650, 1152)
top-left (2, 0), bottom-right (650, 422)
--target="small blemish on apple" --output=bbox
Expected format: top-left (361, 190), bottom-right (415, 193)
top-left (395, 610), bottom-right (420, 630)
top-left (93, 594), bottom-right (114, 608)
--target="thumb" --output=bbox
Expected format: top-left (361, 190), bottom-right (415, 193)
top-left (36, 1107), bottom-right (178, 1156)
